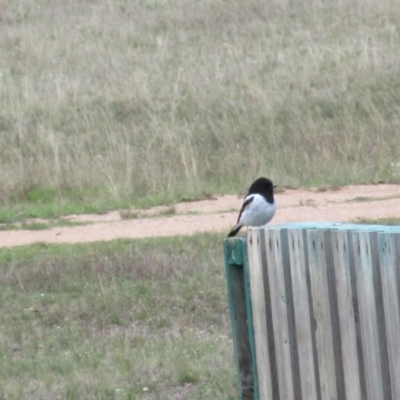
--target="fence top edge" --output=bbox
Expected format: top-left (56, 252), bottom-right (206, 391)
top-left (247, 222), bottom-right (400, 234)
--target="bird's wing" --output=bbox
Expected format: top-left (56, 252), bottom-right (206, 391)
top-left (227, 195), bottom-right (256, 238)
top-left (235, 195), bottom-right (255, 224)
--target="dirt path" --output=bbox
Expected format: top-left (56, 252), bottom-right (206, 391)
top-left (1, 184), bottom-right (400, 248)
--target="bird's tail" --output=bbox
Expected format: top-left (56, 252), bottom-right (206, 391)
top-left (227, 225), bottom-right (242, 237)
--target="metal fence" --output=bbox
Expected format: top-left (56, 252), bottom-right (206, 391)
top-left (223, 222), bottom-right (400, 400)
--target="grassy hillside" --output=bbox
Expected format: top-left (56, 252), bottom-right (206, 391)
top-left (1, 0), bottom-right (400, 212)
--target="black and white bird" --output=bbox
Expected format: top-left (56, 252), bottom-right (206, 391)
top-left (227, 177), bottom-right (277, 237)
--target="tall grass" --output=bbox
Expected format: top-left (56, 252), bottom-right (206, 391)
top-left (1, 0), bottom-right (400, 208)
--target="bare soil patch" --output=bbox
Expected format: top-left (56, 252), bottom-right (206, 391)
top-left (1, 184), bottom-right (400, 248)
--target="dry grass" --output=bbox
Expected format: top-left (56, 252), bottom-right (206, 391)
top-left (0, 233), bottom-right (236, 399)
top-left (1, 0), bottom-right (400, 209)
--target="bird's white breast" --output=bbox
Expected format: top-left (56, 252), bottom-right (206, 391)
top-left (240, 194), bottom-right (276, 227)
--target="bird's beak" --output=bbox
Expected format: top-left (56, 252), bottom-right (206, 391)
top-left (273, 185), bottom-right (278, 188)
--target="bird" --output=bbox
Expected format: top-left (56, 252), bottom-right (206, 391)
top-left (227, 177), bottom-right (277, 237)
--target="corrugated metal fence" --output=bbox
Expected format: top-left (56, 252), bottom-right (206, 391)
top-left (223, 223), bottom-right (400, 400)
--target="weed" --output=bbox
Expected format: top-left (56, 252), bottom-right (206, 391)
top-left (159, 206), bottom-right (176, 216)
top-left (119, 210), bottom-right (140, 220)
top-left (348, 196), bottom-right (374, 203)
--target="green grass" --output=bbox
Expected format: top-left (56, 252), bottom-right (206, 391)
top-left (353, 217), bottom-right (400, 226)
top-left (0, 234), bottom-right (236, 399)
top-left (120, 206), bottom-right (176, 220)
top-left (346, 194), bottom-right (400, 204)
top-left (1, 0), bottom-right (400, 214)
top-left (347, 196), bottom-right (375, 203)
top-left (0, 219), bottom-right (87, 231)
top-left (0, 187), bottom-right (132, 223)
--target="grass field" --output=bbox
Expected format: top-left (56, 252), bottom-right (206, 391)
top-left (2, 2), bottom-right (400, 397)
top-left (0, 233), bottom-right (237, 399)
top-left (1, 0), bottom-right (400, 216)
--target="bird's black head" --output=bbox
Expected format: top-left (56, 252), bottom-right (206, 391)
top-left (247, 177), bottom-right (276, 199)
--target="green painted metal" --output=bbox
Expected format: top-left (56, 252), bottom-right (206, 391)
top-left (223, 237), bottom-right (259, 400)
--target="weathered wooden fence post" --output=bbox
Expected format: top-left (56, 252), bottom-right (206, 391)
top-left (223, 222), bottom-right (400, 400)
top-left (223, 237), bottom-right (259, 400)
